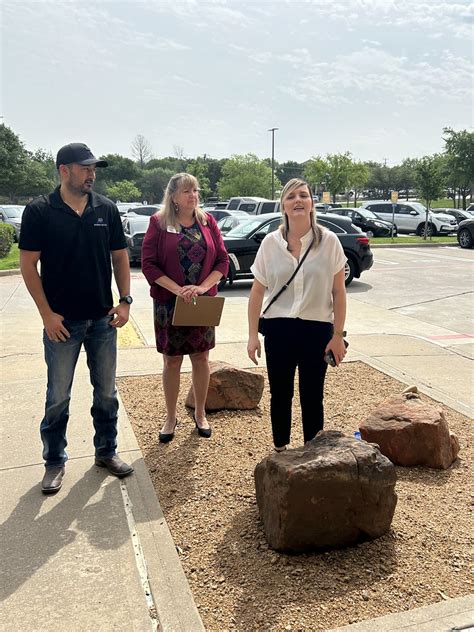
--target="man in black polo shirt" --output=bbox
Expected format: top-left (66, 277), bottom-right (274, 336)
top-left (20, 142), bottom-right (134, 494)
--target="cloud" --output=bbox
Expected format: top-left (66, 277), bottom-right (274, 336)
top-left (280, 46), bottom-right (472, 107)
top-left (146, 0), bottom-right (253, 28)
top-left (304, 0), bottom-right (473, 38)
top-left (172, 75), bottom-right (200, 87)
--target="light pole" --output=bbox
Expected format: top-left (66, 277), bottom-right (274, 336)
top-left (268, 127), bottom-right (278, 199)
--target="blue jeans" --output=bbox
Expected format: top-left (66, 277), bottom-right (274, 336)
top-left (41, 316), bottom-right (118, 467)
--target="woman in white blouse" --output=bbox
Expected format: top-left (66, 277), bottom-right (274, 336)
top-left (247, 178), bottom-right (347, 452)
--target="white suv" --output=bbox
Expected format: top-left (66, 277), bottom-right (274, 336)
top-left (360, 201), bottom-right (457, 236)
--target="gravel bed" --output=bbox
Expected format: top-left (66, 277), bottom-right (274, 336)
top-left (118, 362), bottom-right (473, 631)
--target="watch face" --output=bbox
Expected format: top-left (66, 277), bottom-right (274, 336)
top-left (120, 295), bottom-right (133, 304)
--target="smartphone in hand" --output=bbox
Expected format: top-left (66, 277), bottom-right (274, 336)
top-left (324, 339), bottom-right (349, 367)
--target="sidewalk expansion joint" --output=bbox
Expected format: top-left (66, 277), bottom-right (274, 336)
top-left (120, 479), bottom-right (160, 631)
top-left (388, 290), bottom-right (473, 310)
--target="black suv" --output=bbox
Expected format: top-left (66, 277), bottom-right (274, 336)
top-left (330, 207), bottom-right (396, 237)
top-left (221, 213), bottom-right (373, 287)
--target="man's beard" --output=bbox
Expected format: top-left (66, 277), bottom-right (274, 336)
top-left (69, 181), bottom-right (92, 196)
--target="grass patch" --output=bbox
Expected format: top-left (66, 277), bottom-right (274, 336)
top-left (0, 244), bottom-right (20, 270)
top-left (371, 235), bottom-right (457, 245)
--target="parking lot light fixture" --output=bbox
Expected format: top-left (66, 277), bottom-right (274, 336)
top-left (268, 127), bottom-right (279, 199)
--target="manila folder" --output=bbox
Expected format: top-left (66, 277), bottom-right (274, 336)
top-left (172, 296), bottom-right (225, 327)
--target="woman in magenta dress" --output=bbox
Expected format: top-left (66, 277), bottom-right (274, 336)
top-left (142, 173), bottom-right (229, 442)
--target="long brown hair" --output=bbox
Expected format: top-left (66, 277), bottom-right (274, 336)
top-left (159, 172), bottom-right (208, 231)
top-left (279, 178), bottom-right (323, 247)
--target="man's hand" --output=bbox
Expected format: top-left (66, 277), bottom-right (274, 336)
top-left (42, 312), bottom-right (70, 342)
top-left (108, 303), bottom-right (130, 328)
top-left (247, 335), bottom-right (261, 366)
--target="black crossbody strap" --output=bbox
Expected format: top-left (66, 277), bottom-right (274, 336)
top-left (262, 237), bottom-right (314, 315)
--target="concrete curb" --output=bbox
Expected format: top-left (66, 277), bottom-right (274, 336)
top-left (329, 593), bottom-right (474, 631)
top-left (116, 391), bottom-right (206, 631)
top-left (370, 242), bottom-right (459, 248)
top-left (0, 268), bottom-right (21, 276)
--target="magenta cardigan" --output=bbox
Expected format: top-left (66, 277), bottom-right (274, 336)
top-left (141, 212), bottom-right (229, 302)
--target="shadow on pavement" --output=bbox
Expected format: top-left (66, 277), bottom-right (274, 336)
top-left (0, 466), bottom-right (130, 602)
top-left (346, 281), bottom-right (373, 294)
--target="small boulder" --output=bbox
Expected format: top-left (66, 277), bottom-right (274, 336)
top-left (186, 361), bottom-right (264, 410)
top-left (360, 392), bottom-right (459, 469)
top-left (254, 430), bottom-right (397, 553)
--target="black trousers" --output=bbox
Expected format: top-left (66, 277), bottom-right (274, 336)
top-left (263, 318), bottom-right (333, 448)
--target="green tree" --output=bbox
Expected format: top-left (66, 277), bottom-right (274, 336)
top-left (204, 158), bottom-right (225, 196)
top-left (186, 157), bottom-right (212, 200)
top-left (96, 154), bottom-right (140, 187)
top-left (106, 180), bottom-right (141, 202)
top-left (20, 159), bottom-right (55, 197)
top-left (305, 153), bottom-right (353, 203)
top-left (275, 161), bottom-right (305, 187)
top-left (138, 168), bottom-right (174, 203)
top-left (415, 155), bottom-right (445, 239)
top-left (146, 157), bottom-right (183, 172)
top-left (217, 154), bottom-right (279, 199)
top-left (348, 161), bottom-right (369, 207)
top-left (366, 162), bottom-right (393, 199)
top-left (31, 148), bottom-right (57, 182)
top-left (391, 158), bottom-right (419, 200)
top-left (443, 128), bottom-right (474, 210)
top-left (0, 125), bottom-right (28, 201)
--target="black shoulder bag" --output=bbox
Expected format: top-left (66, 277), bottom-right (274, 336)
top-left (258, 238), bottom-right (314, 335)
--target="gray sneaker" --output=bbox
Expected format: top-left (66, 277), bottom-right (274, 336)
top-left (41, 466), bottom-right (65, 494)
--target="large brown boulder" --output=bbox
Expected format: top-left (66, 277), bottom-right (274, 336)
top-left (360, 392), bottom-right (460, 469)
top-left (186, 361), bottom-right (264, 411)
top-left (254, 431), bottom-right (397, 553)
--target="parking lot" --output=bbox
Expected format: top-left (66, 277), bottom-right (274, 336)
top-left (214, 245), bottom-right (474, 348)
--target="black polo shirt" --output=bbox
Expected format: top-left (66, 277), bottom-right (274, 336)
top-left (19, 187), bottom-right (127, 320)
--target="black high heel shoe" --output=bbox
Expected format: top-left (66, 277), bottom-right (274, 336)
top-left (159, 419), bottom-right (178, 444)
top-left (193, 412), bottom-right (212, 439)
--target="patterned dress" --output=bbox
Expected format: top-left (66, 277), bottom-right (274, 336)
top-left (153, 222), bottom-right (216, 356)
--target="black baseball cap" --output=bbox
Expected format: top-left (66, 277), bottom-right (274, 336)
top-left (56, 143), bottom-right (108, 168)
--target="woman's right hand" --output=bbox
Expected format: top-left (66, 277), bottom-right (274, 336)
top-left (247, 335), bottom-right (261, 365)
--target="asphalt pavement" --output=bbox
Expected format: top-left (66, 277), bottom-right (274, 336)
top-left (1, 247), bottom-right (473, 631)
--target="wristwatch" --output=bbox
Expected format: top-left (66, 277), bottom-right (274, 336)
top-left (119, 295), bottom-right (133, 305)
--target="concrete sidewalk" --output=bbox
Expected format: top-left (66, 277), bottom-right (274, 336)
top-left (1, 271), bottom-right (472, 631)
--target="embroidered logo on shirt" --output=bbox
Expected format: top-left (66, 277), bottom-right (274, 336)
top-left (94, 217), bottom-right (107, 227)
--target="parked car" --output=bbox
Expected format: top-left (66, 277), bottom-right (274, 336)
top-left (204, 201), bottom-right (228, 212)
top-left (215, 211), bottom-right (251, 234)
top-left (360, 201), bottom-right (457, 236)
top-left (122, 215), bottom-right (152, 263)
top-left (315, 203), bottom-right (342, 211)
top-left (457, 219), bottom-right (474, 249)
top-left (464, 203), bottom-right (474, 216)
top-left (206, 208), bottom-right (248, 222)
top-left (330, 207), bottom-right (396, 237)
top-left (125, 205), bottom-right (161, 217)
top-left (225, 197), bottom-right (270, 213)
top-left (0, 205), bottom-right (25, 241)
top-left (432, 208), bottom-right (471, 223)
top-left (220, 213), bottom-right (373, 288)
top-left (116, 202), bottom-right (143, 216)
top-left (254, 200), bottom-right (280, 215)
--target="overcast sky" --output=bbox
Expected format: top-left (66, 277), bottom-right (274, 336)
top-left (1, 0), bottom-right (472, 165)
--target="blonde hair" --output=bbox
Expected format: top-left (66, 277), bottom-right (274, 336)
top-left (279, 178), bottom-right (323, 247)
top-left (159, 172), bottom-right (208, 231)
